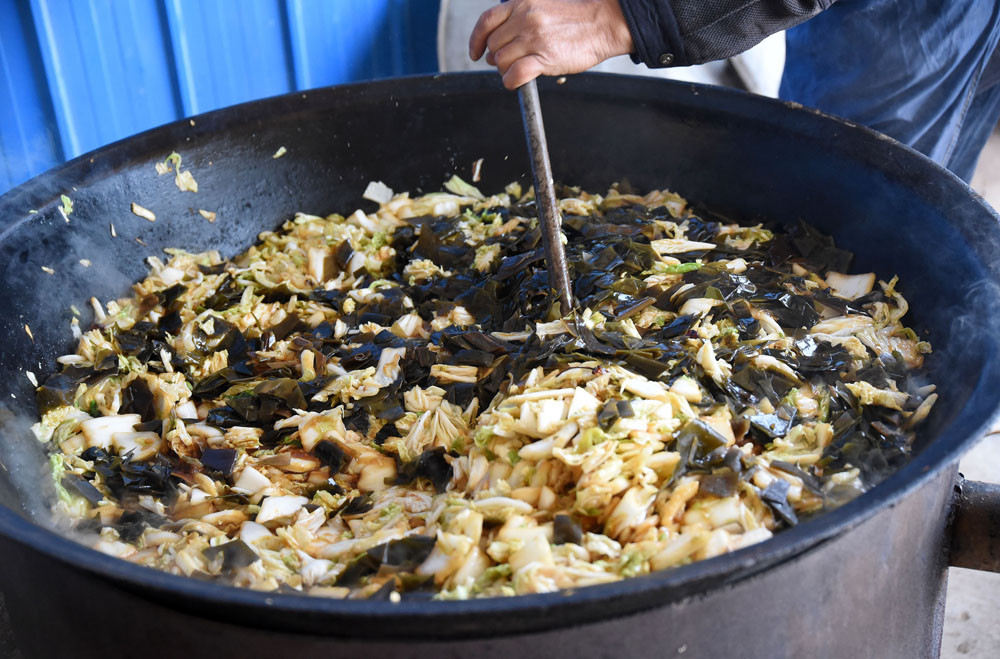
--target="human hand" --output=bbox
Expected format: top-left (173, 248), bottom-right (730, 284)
top-left (469, 0), bottom-right (634, 90)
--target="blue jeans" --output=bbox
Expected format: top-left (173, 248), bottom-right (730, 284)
top-left (780, 0), bottom-right (1000, 182)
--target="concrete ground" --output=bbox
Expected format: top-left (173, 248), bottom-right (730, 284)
top-left (941, 132), bottom-right (1000, 658)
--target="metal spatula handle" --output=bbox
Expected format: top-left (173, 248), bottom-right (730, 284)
top-left (517, 79), bottom-right (575, 313)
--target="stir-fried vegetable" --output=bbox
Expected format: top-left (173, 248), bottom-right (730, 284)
top-left (32, 178), bottom-right (935, 600)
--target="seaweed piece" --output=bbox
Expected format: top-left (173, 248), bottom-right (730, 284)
top-left (771, 460), bottom-right (823, 495)
top-left (573, 322), bottom-right (616, 358)
top-left (747, 404), bottom-right (796, 440)
top-left (254, 378), bottom-right (307, 411)
top-left (61, 474), bottom-right (104, 506)
top-left (553, 514), bottom-right (583, 545)
top-left (266, 314), bottom-right (305, 341)
top-left (114, 509), bottom-right (166, 543)
top-left (795, 338), bottom-right (853, 378)
top-left (682, 214), bottom-right (720, 242)
top-left (413, 219), bottom-right (471, 265)
top-left (259, 426), bottom-right (296, 448)
top-left (191, 369), bottom-right (240, 400)
top-left (444, 382), bottom-right (476, 409)
top-left (157, 283), bottom-right (187, 309)
top-left (315, 477), bottom-right (344, 496)
top-left (190, 317), bottom-right (249, 362)
top-left (343, 407), bottom-right (370, 436)
top-left (80, 446), bottom-right (109, 463)
top-left (334, 553), bottom-right (380, 586)
top-left (205, 406), bottom-right (246, 428)
top-left (761, 479), bottom-right (798, 526)
top-left (730, 300), bottom-right (760, 340)
top-left (723, 447), bottom-right (746, 475)
top-left (788, 220), bottom-right (853, 273)
top-left (120, 378), bottom-right (155, 422)
top-left (116, 322), bottom-right (159, 361)
top-left (358, 379), bottom-right (405, 422)
top-left (368, 579), bottom-right (398, 600)
top-left (203, 539), bottom-right (259, 570)
top-left (699, 469), bottom-right (739, 497)
top-left (203, 275), bottom-right (244, 311)
top-left (615, 239), bottom-right (659, 273)
top-left (366, 535), bottom-right (436, 572)
top-left (115, 456), bottom-right (177, 497)
top-left (332, 240), bottom-right (355, 272)
top-left (597, 399), bottom-right (634, 431)
top-left (454, 282), bottom-right (503, 324)
top-left (374, 423), bottom-right (400, 445)
top-left (437, 328), bottom-right (515, 355)
top-left (208, 378), bottom-right (307, 427)
top-left (339, 493), bottom-right (375, 517)
top-left (313, 440), bottom-right (350, 472)
top-left (451, 349), bottom-right (494, 367)
top-left (812, 288), bottom-right (871, 316)
top-left (299, 376), bottom-right (334, 403)
top-left (474, 358), bottom-right (509, 406)
top-left (394, 447), bottom-right (452, 493)
top-left (83, 446), bottom-right (176, 501)
top-left (227, 395), bottom-right (279, 426)
top-left (159, 310), bottom-right (183, 335)
top-left (307, 322), bottom-right (336, 341)
top-left (731, 365), bottom-right (798, 405)
top-left (198, 263), bottom-right (227, 276)
top-left (651, 315), bottom-right (696, 341)
top-left (341, 343), bottom-right (381, 370)
top-left (751, 289), bottom-right (819, 329)
top-left (495, 249), bottom-right (545, 280)
top-left (615, 296), bottom-right (655, 320)
top-left (36, 360), bottom-right (119, 413)
top-left (200, 448), bottom-right (238, 476)
top-left (74, 517), bottom-right (103, 535)
top-left (574, 270), bottom-right (618, 300)
top-left (672, 419), bottom-right (730, 481)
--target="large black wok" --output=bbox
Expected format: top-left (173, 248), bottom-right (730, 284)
top-left (0, 73), bottom-right (998, 658)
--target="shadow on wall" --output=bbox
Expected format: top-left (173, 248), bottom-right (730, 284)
top-left (0, 0), bottom-right (441, 198)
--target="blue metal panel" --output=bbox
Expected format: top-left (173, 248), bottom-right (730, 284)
top-left (163, 0), bottom-right (294, 115)
top-left (0, 0), bottom-right (441, 196)
top-left (0, 0), bottom-right (62, 193)
top-left (285, 0), bottom-right (439, 88)
top-left (27, 0), bottom-right (180, 158)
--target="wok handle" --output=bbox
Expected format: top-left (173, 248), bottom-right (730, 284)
top-left (948, 477), bottom-right (1000, 572)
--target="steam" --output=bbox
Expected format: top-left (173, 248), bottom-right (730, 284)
top-left (0, 405), bottom-right (57, 524)
top-left (0, 126), bottom-right (62, 200)
top-left (0, 194), bottom-right (145, 546)
top-left (939, 279), bottom-right (1000, 381)
top-left (0, 403), bottom-right (103, 552)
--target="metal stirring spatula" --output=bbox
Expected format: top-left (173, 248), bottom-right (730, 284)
top-left (516, 79), bottom-right (575, 313)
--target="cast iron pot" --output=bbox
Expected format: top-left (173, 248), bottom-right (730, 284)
top-left (0, 73), bottom-right (998, 658)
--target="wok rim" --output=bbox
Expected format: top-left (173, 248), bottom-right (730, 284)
top-left (1, 71), bottom-right (998, 639)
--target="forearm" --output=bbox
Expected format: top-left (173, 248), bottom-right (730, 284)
top-left (619, 0), bottom-right (837, 68)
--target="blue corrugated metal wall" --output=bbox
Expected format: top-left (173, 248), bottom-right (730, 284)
top-left (0, 0), bottom-right (441, 194)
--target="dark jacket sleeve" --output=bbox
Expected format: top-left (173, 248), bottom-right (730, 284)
top-left (618, 0), bottom-right (836, 68)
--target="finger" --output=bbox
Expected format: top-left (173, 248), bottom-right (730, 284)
top-left (484, 17), bottom-right (520, 60)
top-left (469, 3), bottom-right (514, 60)
top-left (502, 55), bottom-right (544, 90)
top-left (491, 38), bottom-right (531, 75)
